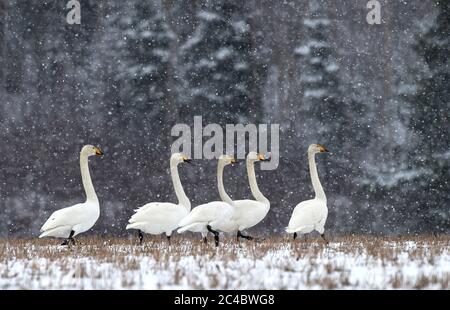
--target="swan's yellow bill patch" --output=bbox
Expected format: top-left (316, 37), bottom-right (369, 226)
top-left (318, 145), bottom-right (328, 153)
top-left (94, 147), bottom-right (103, 156)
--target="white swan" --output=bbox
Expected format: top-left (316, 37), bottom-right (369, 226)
top-left (177, 155), bottom-right (235, 247)
top-left (39, 145), bottom-right (103, 245)
top-left (286, 144), bottom-right (329, 243)
top-left (214, 152), bottom-right (270, 241)
top-left (126, 153), bottom-right (191, 244)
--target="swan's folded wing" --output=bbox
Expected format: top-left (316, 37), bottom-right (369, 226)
top-left (287, 200), bottom-right (326, 232)
top-left (232, 200), bottom-right (267, 221)
top-left (128, 202), bottom-right (179, 223)
top-left (133, 203), bottom-right (156, 213)
top-left (178, 202), bottom-right (225, 227)
top-left (177, 222), bottom-right (206, 233)
top-left (40, 204), bottom-right (85, 232)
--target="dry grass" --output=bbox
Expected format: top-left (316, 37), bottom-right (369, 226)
top-left (0, 235), bottom-right (449, 289)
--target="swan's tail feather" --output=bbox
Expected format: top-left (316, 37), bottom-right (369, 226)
top-left (39, 226), bottom-right (72, 238)
top-left (178, 217), bottom-right (191, 228)
top-left (177, 224), bottom-right (194, 234)
top-left (177, 222), bottom-right (202, 234)
top-left (39, 231), bottom-right (54, 238)
top-left (177, 227), bottom-right (187, 234)
top-left (126, 223), bottom-right (142, 230)
top-left (285, 227), bottom-right (295, 234)
top-left (40, 219), bottom-right (55, 233)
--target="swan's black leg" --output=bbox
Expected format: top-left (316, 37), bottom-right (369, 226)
top-left (214, 234), bottom-right (219, 247)
top-left (207, 225), bottom-right (220, 247)
top-left (237, 230), bottom-right (254, 241)
top-left (62, 230), bottom-right (75, 246)
top-left (138, 230), bottom-right (144, 245)
top-left (321, 233), bottom-right (329, 245)
top-left (203, 237), bottom-right (208, 244)
top-left (293, 232), bottom-right (297, 240)
top-left (69, 230), bottom-right (76, 245)
top-left (167, 235), bottom-right (171, 244)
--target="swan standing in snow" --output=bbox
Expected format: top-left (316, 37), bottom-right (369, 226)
top-left (177, 155), bottom-right (236, 247)
top-left (286, 144), bottom-right (329, 243)
top-left (39, 145), bottom-right (103, 245)
top-left (214, 152), bottom-right (271, 241)
top-left (126, 153), bottom-right (191, 244)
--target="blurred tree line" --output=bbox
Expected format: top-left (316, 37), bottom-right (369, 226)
top-left (0, 0), bottom-right (448, 237)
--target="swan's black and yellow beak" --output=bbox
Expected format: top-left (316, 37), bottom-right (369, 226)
top-left (94, 147), bottom-right (103, 156)
top-left (182, 156), bottom-right (192, 163)
top-left (229, 157), bottom-right (242, 165)
top-left (318, 145), bottom-right (329, 153)
top-left (258, 153), bottom-right (271, 162)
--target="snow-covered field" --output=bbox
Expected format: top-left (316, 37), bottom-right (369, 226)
top-left (0, 236), bottom-right (448, 289)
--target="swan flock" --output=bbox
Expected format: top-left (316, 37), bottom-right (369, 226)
top-left (39, 144), bottom-right (330, 246)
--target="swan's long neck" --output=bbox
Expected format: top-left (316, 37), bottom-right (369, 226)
top-left (247, 159), bottom-right (269, 205)
top-left (170, 160), bottom-right (190, 211)
top-left (80, 153), bottom-right (98, 203)
top-left (217, 162), bottom-right (233, 206)
top-left (309, 151), bottom-right (326, 201)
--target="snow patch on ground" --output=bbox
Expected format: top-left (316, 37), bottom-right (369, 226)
top-left (0, 238), bottom-right (448, 289)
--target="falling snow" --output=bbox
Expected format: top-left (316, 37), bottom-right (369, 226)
top-left (0, 0), bottom-right (448, 240)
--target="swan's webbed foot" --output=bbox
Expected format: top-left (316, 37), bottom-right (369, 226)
top-left (321, 233), bottom-right (329, 245)
top-left (237, 230), bottom-right (253, 241)
top-left (62, 230), bottom-right (76, 246)
top-left (138, 230), bottom-right (144, 245)
top-left (207, 225), bottom-right (220, 247)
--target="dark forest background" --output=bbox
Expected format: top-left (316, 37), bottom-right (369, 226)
top-left (0, 0), bottom-right (448, 237)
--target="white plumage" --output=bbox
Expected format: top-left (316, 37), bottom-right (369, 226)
top-left (286, 199), bottom-right (328, 235)
top-left (126, 153), bottom-right (191, 243)
top-left (177, 155), bottom-right (235, 246)
top-left (214, 152), bottom-right (270, 240)
top-left (177, 201), bottom-right (233, 232)
top-left (217, 200), bottom-right (269, 232)
top-left (126, 202), bottom-right (189, 235)
top-left (286, 144), bottom-right (329, 242)
top-left (39, 145), bottom-right (103, 244)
